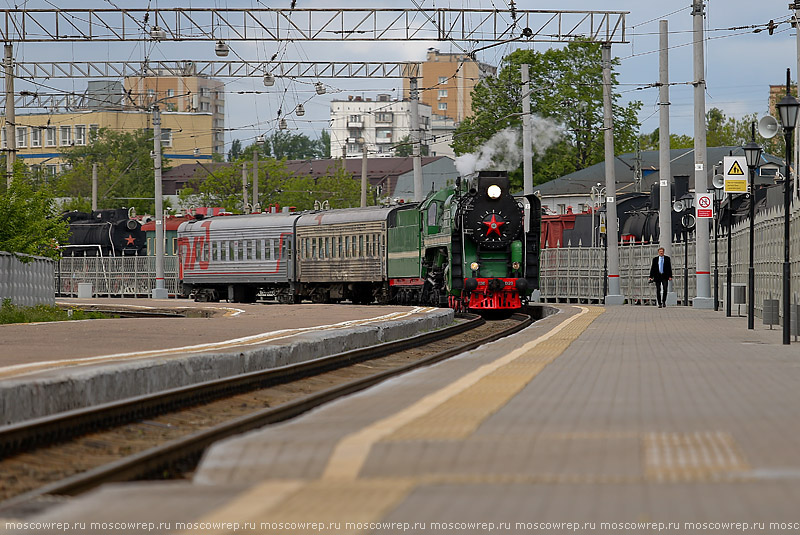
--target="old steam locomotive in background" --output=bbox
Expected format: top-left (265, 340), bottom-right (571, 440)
top-left (60, 209), bottom-right (146, 257)
top-left (177, 170), bottom-right (541, 313)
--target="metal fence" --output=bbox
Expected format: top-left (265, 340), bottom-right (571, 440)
top-left (56, 256), bottom-right (180, 297)
top-left (0, 251), bottom-right (56, 306)
top-left (541, 203), bottom-right (800, 318)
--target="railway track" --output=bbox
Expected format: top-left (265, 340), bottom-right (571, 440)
top-left (0, 312), bottom-right (531, 513)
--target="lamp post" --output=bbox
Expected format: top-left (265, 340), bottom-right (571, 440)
top-left (742, 124), bottom-right (763, 330)
top-left (776, 68), bottom-right (800, 345)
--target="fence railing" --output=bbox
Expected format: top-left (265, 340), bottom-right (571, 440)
top-left (1, 251), bottom-right (56, 306)
top-left (56, 256), bottom-right (180, 297)
top-left (541, 203), bottom-right (800, 318)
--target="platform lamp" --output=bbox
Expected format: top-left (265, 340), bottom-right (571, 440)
top-left (776, 68), bottom-right (800, 345)
top-left (742, 123), bottom-right (763, 330)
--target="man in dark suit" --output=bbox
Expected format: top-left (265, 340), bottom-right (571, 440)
top-left (649, 247), bottom-right (673, 308)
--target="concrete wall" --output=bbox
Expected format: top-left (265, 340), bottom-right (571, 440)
top-left (0, 251), bottom-right (55, 307)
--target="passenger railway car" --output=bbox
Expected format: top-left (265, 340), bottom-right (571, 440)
top-left (177, 213), bottom-right (299, 303)
top-left (176, 170), bottom-right (541, 313)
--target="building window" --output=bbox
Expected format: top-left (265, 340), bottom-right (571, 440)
top-left (167, 89), bottom-right (175, 97)
top-left (45, 164), bottom-right (58, 177)
top-left (15, 127), bottom-right (27, 148)
top-left (45, 127), bottom-right (57, 147)
top-left (376, 128), bottom-right (392, 142)
top-left (438, 102), bottom-right (447, 111)
top-left (30, 128), bottom-right (41, 148)
top-left (74, 125), bottom-right (86, 146)
top-left (89, 124), bottom-right (100, 141)
top-left (438, 76), bottom-right (448, 84)
top-left (147, 89), bottom-right (155, 98)
top-left (348, 114), bottom-right (361, 123)
top-left (348, 128), bottom-right (361, 139)
top-left (438, 89), bottom-right (448, 98)
top-left (200, 87), bottom-right (210, 97)
top-left (60, 126), bottom-right (72, 146)
top-left (375, 112), bottom-right (393, 123)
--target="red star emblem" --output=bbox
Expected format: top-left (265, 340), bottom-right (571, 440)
top-left (482, 214), bottom-right (505, 236)
top-left (124, 234), bottom-right (136, 246)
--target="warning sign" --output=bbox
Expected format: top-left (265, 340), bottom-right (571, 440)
top-left (727, 160), bottom-right (744, 176)
top-left (723, 156), bottom-right (748, 193)
top-left (696, 193), bottom-right (714, 218)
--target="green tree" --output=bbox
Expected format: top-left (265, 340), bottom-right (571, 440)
top-left (57, 128), bottom-right (169, 214)
top-left (319, 129), bottom-right (331, 158)
top-left (452, 42), bottom-right (642, 189)
top-left (184, 157), bottom-right (368, 212)
top-left (266, 131), bottom-right (327, 160)
top-left (637, 129), bottom-right (695, 151)
top-left (0, 162), bottom-right (69, 259)
top-left (227, 139), bottom-right (243, 161)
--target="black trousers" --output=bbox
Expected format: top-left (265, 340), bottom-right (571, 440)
top-left (654, 279), bottom-right (668, 305)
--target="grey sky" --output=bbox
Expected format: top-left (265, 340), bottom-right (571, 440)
top-left (3, 1), bottom-right (797, 153)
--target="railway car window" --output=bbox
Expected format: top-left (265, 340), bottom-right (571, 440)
top-left (338, 237), bottom-right (343, 258)
top-left (352, 236), bottom-right (357, 257)
top-left (172, 238), bottom-right (177, 256)
top-left (229, 242), bottom-right (235, 262)
top-left (364, 235), bottom-right (370, 257)
top-left (359, 235), bottom-right (364, 257)
top-left (312, 238), bottom-right (317, 259)
top-left (147, 237), bottom-right (153, 256)
top-left (212, 242), bottom-right (218, 262)
top-left (344, 236), bottom-right (350, 258)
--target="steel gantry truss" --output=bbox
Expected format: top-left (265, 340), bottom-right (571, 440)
top-left (0, 8), bottom-right (627, 44)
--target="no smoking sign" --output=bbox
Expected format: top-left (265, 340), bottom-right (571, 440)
top-left (696, 193), bottom-right (713, 218)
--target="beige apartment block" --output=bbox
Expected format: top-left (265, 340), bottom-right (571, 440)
top-left (1, 110), bottom-right (214, 176)
top-left (124, 71), bottom-right (225, 155)
top-left (403, 48), bottom-right (496, 123)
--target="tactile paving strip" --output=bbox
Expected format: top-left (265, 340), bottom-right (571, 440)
top-left (643, 431), bottom-right (750, 482)
top-left (384, 306), bottom-right (605, 441)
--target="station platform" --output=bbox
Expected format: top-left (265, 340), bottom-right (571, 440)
top-left (0, 299), bottom-right (452, 425)
top-left (6, 304), bottom-right (800, 534)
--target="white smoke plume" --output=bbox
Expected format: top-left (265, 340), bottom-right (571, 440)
top-left (454, 116), bottom-right (563, 177)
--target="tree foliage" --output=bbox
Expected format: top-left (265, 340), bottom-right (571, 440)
top-left (637, 107), bottom-right (786, 155)
top-left (0, 162), bottom-right (69, 259)
top-left (179, 157), bottom-right (369, 212)
top-left (57, 128), bottom-right (168, 214)
top-left (452, 42), bottom-right (642, 190)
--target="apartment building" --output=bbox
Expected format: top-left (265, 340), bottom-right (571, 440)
top-left (403, 48), bottom-right (496, 123)
top-left (329, 94), bottom-right (432, 158)
top-left (1, 110), bottom-right (213, 176)
top-left (124, 68), bottom-right (225, 155)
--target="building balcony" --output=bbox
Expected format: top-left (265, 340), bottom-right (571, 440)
top-left (347, 122), bottom-right (364, 128)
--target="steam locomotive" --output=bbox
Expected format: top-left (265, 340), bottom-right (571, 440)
top-left (60, 209), bottom-right (146, 257)
top-left (177, 170), bottom-right (540, 313)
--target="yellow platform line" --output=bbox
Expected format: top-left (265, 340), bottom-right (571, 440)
top-left (321, 306), bottom-right (603, 481)
top-left (0, 307), bottom-right (435, 379)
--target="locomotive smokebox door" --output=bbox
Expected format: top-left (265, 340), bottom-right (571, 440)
top-left (465, 171), bottom-right (522, 249)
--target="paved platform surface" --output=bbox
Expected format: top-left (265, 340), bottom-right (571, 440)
top-left (6, 304), bottom-right (800, 535)
top-left (0, 298), bottom-right (435, 373)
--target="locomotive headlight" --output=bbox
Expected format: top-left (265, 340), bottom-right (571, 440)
top-left (512, 261), bottom-right (521, 271)
top-left (470, 262), bottom-right (480, 271)
top-left (487, 185), bottom-right (502, 199)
